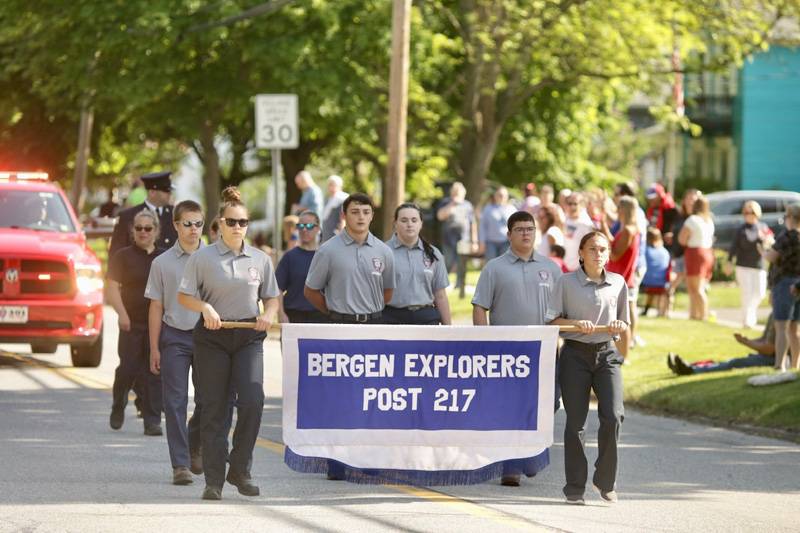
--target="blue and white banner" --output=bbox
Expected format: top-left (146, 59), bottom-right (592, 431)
top-left (282, 324), bottom-right (558, 484)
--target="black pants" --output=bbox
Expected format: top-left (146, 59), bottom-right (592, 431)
top-left (382, 306), bottom-right (441, 325)
top-left (112, 324), bottom-right (162, 427)
top-left (285, 309), bottom-right (328, 323)
top-left (193, 322), bottom-right (266, 488)
top-left (559, 340), bottom-right (624, 497)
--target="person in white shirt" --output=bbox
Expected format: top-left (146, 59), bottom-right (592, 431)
top-left (562, 193), bottom-right (594, 271)
top-left (678, 196), bottom-right (715, 320)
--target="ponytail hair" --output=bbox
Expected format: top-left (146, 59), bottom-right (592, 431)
top-left (394, 202), bottom-right (438, 264)
top-left (218, 186), bottom-right (246, 218)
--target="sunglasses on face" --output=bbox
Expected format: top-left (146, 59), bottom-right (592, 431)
top-left (181, 220), bottom-right (204, 228)
top-left (134, 225), bottom-right (154, 232)
top-left (221, 218), bottom-right (249, 228)
top-left (296, 223), bottom-right (317, 230)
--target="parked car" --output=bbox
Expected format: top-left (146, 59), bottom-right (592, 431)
top-left (0, 172), bottom-right (104, 366)
top-left (706, 190), bottom-right (800, 251)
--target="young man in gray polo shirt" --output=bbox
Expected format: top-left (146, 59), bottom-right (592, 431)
top-left (145, 200), bottom-right (205, 486)
top-left (472, 210), bottom-right (563, 487)
top-left (304, 193), bottom-right (395, 324)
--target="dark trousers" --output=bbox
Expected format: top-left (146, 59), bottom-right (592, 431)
top-left (559, 340), bottom-right (624, 497)
top-left (112, 325), bottom-right (162, 427)
top-left (285, 309), bottom-right (328, 323)
top-left (382, 306), bottom-right (441, 325)
top-left (193, 323), bottom-right (266, 488)
top-left (160, 324), bottom-right (203, 469)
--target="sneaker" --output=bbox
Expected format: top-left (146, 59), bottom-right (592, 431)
top-left (667, 353), bottom-right (677, 374)
top-left (500, 475), bottom-right (521, 487)
top-left (190, 449), bottom-right (203, 475)
top-left (144, 424), bottom-right (163, 436)
top-left (202, 485), bottom-right (222, 500)
top-left (173, 466), bottom-right (193, 486)
top-left (226, 471), bottom-right (260, 496)
top-left (593, 484), bottom-right (618, 503)
top-left (673, 355), bottom-right (694, 376)
top-left (565, 494), bottom-right (585, 505)
top-left (109, 408), bottom-right (124, 430)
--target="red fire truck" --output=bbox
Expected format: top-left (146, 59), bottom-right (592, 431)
top-left (0, 172), bottom-right (104, 366)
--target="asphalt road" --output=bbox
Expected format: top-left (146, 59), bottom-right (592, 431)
top-left (1, 307), bottom-right (798, 532)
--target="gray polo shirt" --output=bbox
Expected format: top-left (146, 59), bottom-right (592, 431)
top-left (145, 241), bottom-right (204, 331)
top-left (385, 235), bottom-right (449, 308)
top-left (179, 239), bottom-right (280, 320)
top-left (305, 230), bottom-right (395, 314)
top-left (472, 249), bottom-right (562, 325)
top-left (544, 267), bottom-right (630, 343)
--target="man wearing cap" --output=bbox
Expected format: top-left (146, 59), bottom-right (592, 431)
top-left (110, 171), bottom-right (178, 258)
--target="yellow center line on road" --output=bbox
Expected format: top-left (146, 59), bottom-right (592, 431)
top-left (255, 437), bottom-right (554, 532)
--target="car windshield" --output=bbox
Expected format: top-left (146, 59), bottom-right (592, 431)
top-left (0, 190), bottom-right (76, 233)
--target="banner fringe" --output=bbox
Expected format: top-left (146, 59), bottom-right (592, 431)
top-left (284, 446), bottom-right (550, 486)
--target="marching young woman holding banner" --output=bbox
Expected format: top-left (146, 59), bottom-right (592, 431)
top-left (177, 186), bottom-right (280, 501)
top-left (472, 210), bottom-right (563, 487)
top-left (545, 230), bottom-right (629, 505)
top-left (384, 203), bottom-right (452, 325)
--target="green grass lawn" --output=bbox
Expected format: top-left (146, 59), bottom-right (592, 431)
top-left (626, 317), bottom-right (800, 432)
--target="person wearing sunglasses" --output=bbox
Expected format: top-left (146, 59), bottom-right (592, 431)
top-left (275, 211), bottom-right (326, 323)
top-left (107, 209), bottom-right (165, 436)
top-left (178, 186), bottom-right (279, 501)
top-left (384, 203), bottom-right (451, 325)
top-left (472, 210), bottom-right (563, 487)
top-left (144, 200), bottom-right (206, 486)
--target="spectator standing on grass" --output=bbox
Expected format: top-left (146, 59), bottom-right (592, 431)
top-left (292, 171), bottom-right (323, 218)
top-left (520, 182), bottom-right (541, 215)
top-left (321, 175), bottom-right (348, 243)
top-left (563, 192), bottom-right (594, 271)
top-left (536, 204), bottom-right (565, 258)
top-left (645, 183), bottom-right (679, 234)
top-left (479, 186), bottom-right (517, 262)
top-left (678, 195), bottom-right (714, 321)
top-left (640, 228), bottom-right (672, 317)
top-left (437, 182), bottom-right (476, 277)
top-left (725, 200), bottom-right (773, 329)
top-left (668, 189), bottom-right (700, 310)
top-left (762, 202), bottom-right (800, 371)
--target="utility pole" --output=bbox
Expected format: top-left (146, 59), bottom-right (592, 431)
top-left (383, 0), bottom-right (412, 238)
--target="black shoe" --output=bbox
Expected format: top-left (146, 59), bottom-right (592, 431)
top-left (667, 353), bottom-right (677, 374)
top-left (190, 449), bottom-right (204, 475)
top-left (500, 475), bottom-right (520, 487)
top-left (144, 424), bottom-right (163, 436)
top-left (226, 471), bottom-right (260, 496)
top-left (202, 485), bottom-right (222, 500)
top-left (109, 408), bottom-right (124, 430)
top-left (674, 355), bottom-right (694, 375)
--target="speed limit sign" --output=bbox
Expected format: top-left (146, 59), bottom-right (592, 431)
top-left (255, 94), bottom-right (299, 149)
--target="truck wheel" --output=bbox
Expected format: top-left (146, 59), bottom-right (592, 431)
top-left (70, 329), bottom-right (103, 368)
top-left (31, 343), bottom-right (58, 354)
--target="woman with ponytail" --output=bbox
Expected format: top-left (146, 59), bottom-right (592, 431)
top-left (384, 203), bottom-right (452, 325)
top-left (178, 186), bottom-right (280, 500)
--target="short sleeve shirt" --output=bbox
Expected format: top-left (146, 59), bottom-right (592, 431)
top-left (305, 230), bottom-right (395, 314)
top-left (439, 199), bottom-right (474, 245)
top-left (479, 203), bottom-right (517, 244)
top-left (145, 241), bottom-right (204, 331)
top-left (771, 228), bottom-right (800, 282)
top-left (684, 215), bottom-right (715, 248)
top-left (275, 247), bottom-right (317, 312)
top-left (107, 245), bottom-right (164, 325)
top-left (179, 239), bottom-right (280, 320)
top-left (545, 268), bottom-right (630, 343)
top-left (385, 235), bottom-right (449, 308)
top-left (299, 185), bottom-right (324, 218)
top-left (472, 249), bottom-right (562, 325)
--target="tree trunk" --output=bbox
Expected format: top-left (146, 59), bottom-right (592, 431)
top-left (198, 119), bottom-right (221, 226)
top-left (70, 102), bottom-right (94, 213)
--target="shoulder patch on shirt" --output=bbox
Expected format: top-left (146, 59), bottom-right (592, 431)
top-left (538, 270), bottom-right (550, 281)
top-left (372, 257), bottom-right (385, 273)
top-left (248, 266), bottom-right (261, 282)
top-left (423, 256), bottom-right (433, 269)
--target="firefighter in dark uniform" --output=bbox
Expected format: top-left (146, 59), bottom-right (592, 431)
top-left (107, 209), bottom-right (164, 435)
top-left (384, 202), bottom-right (451, 325)
top-left (177, 186), bottom-right (280, 501)
top-left (546, 230), bottom-right (629, 505)
top-left (110, 171), bottom-right (178, 257)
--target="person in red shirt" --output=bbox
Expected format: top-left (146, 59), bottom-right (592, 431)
top-left (601, 196), bottom-right (640, 360)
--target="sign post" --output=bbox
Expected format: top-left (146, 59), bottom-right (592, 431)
top-left (255, 94), bottom-right (299, 256)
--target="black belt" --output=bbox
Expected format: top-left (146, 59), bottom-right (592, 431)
top-left (386, 304), bottom-right (435, 312)
top-left (563, 339), bottom-right (612, 353)
top-left (328, 311), bottom-right (382, 323)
